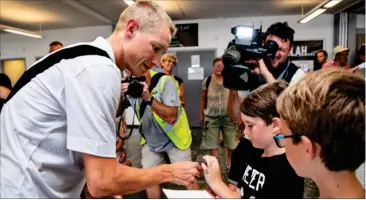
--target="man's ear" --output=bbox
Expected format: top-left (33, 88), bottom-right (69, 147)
top-left (271, 117), bottom-right (282, 135)
top-left (124, 19), bottom-right (140, 39)
top-left (301, 136), bottom-right (319, 160)
top-left (289, 44), bottom-right (293, 53)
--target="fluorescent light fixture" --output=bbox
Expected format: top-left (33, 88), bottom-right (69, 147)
top-left (0, 24), bottom-right (42, 39)
top-left (123, 0), bottom-right (135, 6)
top-left (299, 8), bottom-right (327, 23)
top-left (323, 0), bottom-right (343, 8)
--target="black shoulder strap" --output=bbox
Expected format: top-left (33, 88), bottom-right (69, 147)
top-left (204, 76), bottom-right (212, 109)
top-left (283, 62), bottom-right (299, 83)
top-left (5, 45), bottom-right (111, 103)
top-left (149, 72), bottom-right (165, 92)
top-left (174, 75), bottom-right (183, 86)
top-left (206, 76), bottom-right (212, 90)
top-left (139, 72), bottom-right (166, 118)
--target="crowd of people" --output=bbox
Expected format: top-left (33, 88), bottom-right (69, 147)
top-left (0, 0), bottom-right (364, 199)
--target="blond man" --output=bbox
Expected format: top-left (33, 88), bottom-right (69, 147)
top-left (276, 68), bottom-right (365, 198)
top-left (1, 1), bottom-right (201, 198)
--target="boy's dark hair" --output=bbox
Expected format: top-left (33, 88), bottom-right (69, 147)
top-left (0, 73), bottom-right (12, 90)
top-left (317, 50), bottom-right (328, 59)
top-left (265, 22), bottom-right (295, 46)
top-left (277, 68), bottom-right (365, 172)
top-left (49, 41), bottom-right (63, 47)
top-left (240, 80), bottom-right (288, 125)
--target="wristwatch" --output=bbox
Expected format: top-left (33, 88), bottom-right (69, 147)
top-left (147, 96), bottom-right (155, 105)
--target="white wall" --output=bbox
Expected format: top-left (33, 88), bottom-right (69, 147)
top-left (0, 15), bottom-right (334, 125)
top-left (356, 14), bottom-right (365, 28)
top-left (172, 14), bottom-right (334, 57)
top-left (0, 25), bottom-right (113, 69)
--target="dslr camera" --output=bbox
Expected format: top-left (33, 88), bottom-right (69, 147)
top-left (222, 25), bottom-right (279, 90)
top-left (122, 76), bottom-right (146, 98)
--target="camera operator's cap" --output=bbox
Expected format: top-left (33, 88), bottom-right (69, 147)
top-left (333, 45), bottom-right (349, 56)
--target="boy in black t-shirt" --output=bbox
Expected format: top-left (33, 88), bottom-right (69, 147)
top-left (276, 68), bottom-right (365, 198)
top-left (202, 80), bottom-right (304, 199)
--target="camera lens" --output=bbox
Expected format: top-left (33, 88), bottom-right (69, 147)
top-left (222, 49), bottom-right (241, 67)
top-left (126, 80), bottom-right (144, 98)
top-left (263, 40), bottom-right (279, 59)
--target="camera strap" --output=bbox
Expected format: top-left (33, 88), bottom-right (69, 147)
top-left (278, 60), bottom-right (299, 83)
top-left (117, 95), bottom-right (137, 140)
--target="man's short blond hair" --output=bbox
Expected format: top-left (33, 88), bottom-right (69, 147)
top-left (161, 53), bottom-right (178, 64)
top-left (115, 0), bottom-right (176, 36)
top-left (277, 68), bottom-right (365, 171)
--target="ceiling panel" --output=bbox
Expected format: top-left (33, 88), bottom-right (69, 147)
top-left (0, 0), bottom-right (107, 30)
top-left (177, 0), bottom-right (323, 19)
top-left (79, 0), bottom-right (126, 22)
top-left (0, 0), bottom-right (360, 31)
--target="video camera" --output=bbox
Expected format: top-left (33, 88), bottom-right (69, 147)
top-left (122, 76), bottom-right (146, 98)
top-left (221, 25), bottom-right (279, 90)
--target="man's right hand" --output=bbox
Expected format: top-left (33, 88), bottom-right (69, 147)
top-left (170, 161), bottom-right (202, 186)
top-left (120, 78), bottom-right (130, 97)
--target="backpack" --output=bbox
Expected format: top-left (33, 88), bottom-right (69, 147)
top-left (204, 76), bottom-right (212, 109)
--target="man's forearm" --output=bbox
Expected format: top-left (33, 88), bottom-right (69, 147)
top-left (227, 90), bottom-right (241, 123)
top-left (262, 71), bottom-right (276, 83)
top-left (89, 163), bottom-right (173, 197)
top-left (151, 100), bottom-right (178, 124)
top-left (111, 164), bottom-right (173, 195)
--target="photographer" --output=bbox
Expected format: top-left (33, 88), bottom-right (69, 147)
top-left (0, 1), bottom-right (201, 198)
top-left (227, 22), bottom-right (305, 125)
top-left (123, 68), bottom-right (198, 198)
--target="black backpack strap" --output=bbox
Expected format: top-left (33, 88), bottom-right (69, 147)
top-left (5, 45), bottom-right (111, 103)
top-left (139, 72), bottom-right (166, 118)
top-left (174, 75), bottom-right (183, 86)
top-left (204, 76), bottom-right (212, 109)
top-left (283, 62), bottom-right (300, 83)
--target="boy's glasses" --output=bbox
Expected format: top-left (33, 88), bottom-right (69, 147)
top-left (273, 134), bottom-right (303, 148)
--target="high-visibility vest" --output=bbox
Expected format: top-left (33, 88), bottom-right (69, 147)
top-left (129, 75), bottom-right (192, 150)
top-left (150, 70), bottom-right (182, 96)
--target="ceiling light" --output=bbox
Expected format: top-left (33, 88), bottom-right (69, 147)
top-left (0, 24), bottom-right (42, 38)
top-left (123, 0), bottom-right (135, 6)
top-left (299, 8), bottom-right (327, 23)
top-left (323, 0), bottom-right (343, 8)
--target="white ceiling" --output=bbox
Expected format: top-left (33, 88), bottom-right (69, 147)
top-left (0, 0), bottom-right (359, 31)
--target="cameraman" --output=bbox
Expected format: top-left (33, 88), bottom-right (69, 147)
top-left (227, 22), bottom-right (305, 124)
top-left (1, 1), bottom-right (201, 198)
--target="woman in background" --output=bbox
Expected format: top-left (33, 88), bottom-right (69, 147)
top-left (0, 73), bottom-right (12, 111)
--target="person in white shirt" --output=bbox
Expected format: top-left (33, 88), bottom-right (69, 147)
top-left (0, 1), bottom-right (201, 198)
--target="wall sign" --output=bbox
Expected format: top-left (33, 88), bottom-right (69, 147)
top-left (170, 23), bottom-right (199, 47)
top-left (289, 40), bottom-right (324, 71)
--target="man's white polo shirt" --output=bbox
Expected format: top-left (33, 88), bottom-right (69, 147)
top-left (0, 37), bottom-right (121, 198)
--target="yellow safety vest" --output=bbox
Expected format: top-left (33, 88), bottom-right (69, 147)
top-left (130, 75), bottom-right (192, 150)
top-left (150, 70), bottom-right (182, 97)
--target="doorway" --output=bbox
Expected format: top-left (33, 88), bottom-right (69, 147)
top-left (2, 59), bottom-right (26, 87)
top-left (169, 49), bottom-right (216, 128)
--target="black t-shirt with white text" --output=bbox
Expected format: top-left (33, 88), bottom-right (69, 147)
top-left (228, 138), bottom-right (304, 199)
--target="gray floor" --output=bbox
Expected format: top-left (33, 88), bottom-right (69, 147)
top-left (123, 127), bottom-right (230, 199)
